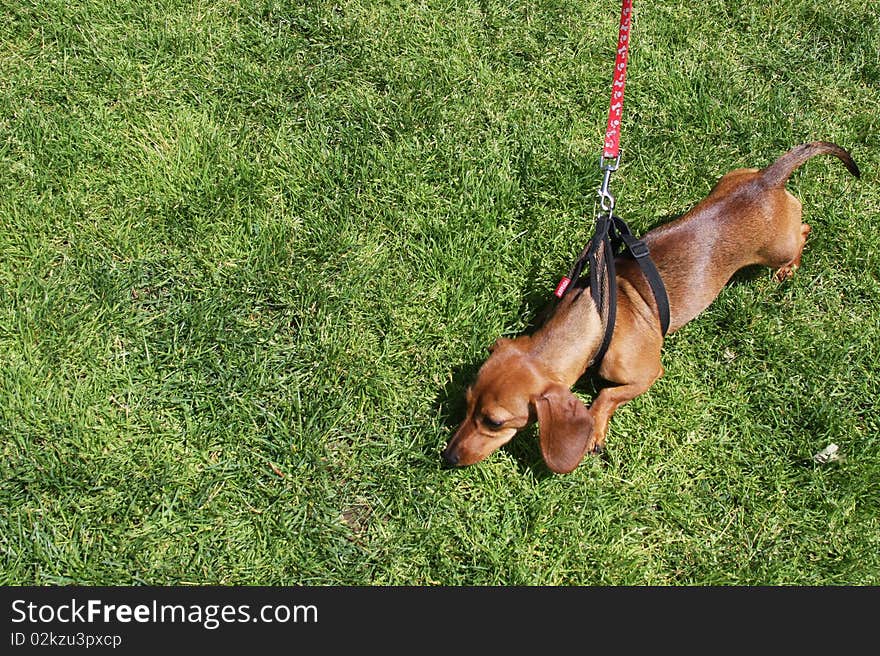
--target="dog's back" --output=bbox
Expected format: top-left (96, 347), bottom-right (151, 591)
top-left (641, 141), bottom-right (860, 332)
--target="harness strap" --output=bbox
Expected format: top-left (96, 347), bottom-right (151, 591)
top-left (610, 215), bottom-right (670, 335)
top-left (558, 214), bottom-right (670, 369)
top-left (590, 224), bottom-right (617, 366)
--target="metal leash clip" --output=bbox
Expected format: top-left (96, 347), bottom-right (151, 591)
top-left (598, 151), bottom-right (622, 214)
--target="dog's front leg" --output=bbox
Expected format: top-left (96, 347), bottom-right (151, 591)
top-left (586, 373), bottom-right (661, 453)
top-left (588, 295), bottom-right (665, 453)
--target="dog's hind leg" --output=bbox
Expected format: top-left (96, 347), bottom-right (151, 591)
top-left (775, 223), bottom-right (811, 281)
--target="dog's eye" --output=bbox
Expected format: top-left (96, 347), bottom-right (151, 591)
top-left (483, 416), bottom-right (504, 430)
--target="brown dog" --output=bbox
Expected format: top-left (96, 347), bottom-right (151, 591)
top-left (442, 141), bottom-right (860, 473)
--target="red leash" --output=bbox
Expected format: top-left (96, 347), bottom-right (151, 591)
top-left (554, 0), bottom-right (633, 299)
top-left (602, 0), bottom-right (632, 163)
top-left (597, 0), bottom-right (632, 218)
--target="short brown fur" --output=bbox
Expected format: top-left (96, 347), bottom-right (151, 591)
top-left (442, 142), bottom-right (860, 473)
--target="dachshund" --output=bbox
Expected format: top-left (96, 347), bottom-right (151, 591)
top-left (442, 141), bottom-right (860, 473)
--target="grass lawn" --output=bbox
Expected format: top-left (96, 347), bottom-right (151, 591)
top-left (1, 0), bottom-right (878, 585)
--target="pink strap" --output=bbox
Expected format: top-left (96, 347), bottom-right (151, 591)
top-left (602, 0), bottom-right (632, 160)
top-left (553, 277), bottom-right (571, 298)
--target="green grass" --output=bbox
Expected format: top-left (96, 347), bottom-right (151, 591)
top-left (1, 0), bottom-right (878, 585)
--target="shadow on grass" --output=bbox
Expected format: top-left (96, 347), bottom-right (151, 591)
top-left (727, 263), bottom-right (767, 287)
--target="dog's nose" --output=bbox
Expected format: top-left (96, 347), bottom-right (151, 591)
top-left (440, 447), bottom-right (459, 468)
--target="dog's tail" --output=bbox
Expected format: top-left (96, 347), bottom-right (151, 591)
top-left (761, 141), bottom-right (861, 188)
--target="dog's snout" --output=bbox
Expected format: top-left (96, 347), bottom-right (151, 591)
top-left (440, 445), bottom-right (460, 468)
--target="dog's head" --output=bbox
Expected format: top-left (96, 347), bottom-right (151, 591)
top-left (442, 336), bottom-right (594, 473)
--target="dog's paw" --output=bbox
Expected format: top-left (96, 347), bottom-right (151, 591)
top-left (775, 263), bottom-right (798, 281)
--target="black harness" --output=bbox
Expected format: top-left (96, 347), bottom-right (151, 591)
top-left (556, 213), bottom-right (671, 368)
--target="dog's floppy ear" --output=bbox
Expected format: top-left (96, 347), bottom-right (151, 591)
top-left (534, 384), bottom-right (593, 474)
